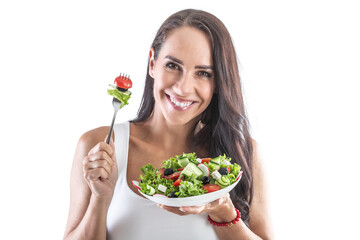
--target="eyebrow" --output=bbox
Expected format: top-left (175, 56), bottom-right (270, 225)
top-left (165, 55), bottom-right (213, 70)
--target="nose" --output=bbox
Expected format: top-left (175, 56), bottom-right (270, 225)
top-left (173, 72), bottom-right (193, 96)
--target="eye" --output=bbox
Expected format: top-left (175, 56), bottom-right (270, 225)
top-left (197, 71), bottom-right (212, 78)
top-left (166, 62), bottom-right (180, 70)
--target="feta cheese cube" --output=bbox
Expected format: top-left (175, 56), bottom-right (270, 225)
top-left (157, 184), bottom-right (167, 193)
top-left (211, 170), bottom-right (222, 181)
top-left (222, 160), bottom-right (231, 166)
top-left (196, 158), bottom-right (202, 164)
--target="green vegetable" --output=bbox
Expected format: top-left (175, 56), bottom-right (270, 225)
top-left (208, 161), bottom-right (220, 171)
top-left (107, 84), bottom-right (131, 108)
top-left (216, 175), bottom-right (231, 188)
top-left (177, 176), bottom-right (206, 197)
top-left (181, 163), bottom-right (203, 179)
top-left (179, 158), bottom-right (190, 167)
top-left (163, 152), bottom-right (197, 170)
top-left (139, 165), bottom-right (178, 196)
top-left (138, 153), bottom-right (241, 198)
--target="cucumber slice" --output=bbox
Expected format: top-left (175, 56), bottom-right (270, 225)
top-left (209, 157), bottom-right (221, 165)
top-left (179, 157), bottom-right (190, 167)
top-left (181, 162), bottom-right (203, 179)
top-left (146, 185), bottom-right (155, 195)
top-left (216, 175), bottom-right (231, 188)
top-left (208, 162), bottom-right (220, 171)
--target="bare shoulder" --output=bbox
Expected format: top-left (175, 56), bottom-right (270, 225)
top-left (78, 126), bottom-right (110, 149)
top-left (249, 138), bottom-right (274, 240)
top-left (72, 126), bottom-right (112, 164)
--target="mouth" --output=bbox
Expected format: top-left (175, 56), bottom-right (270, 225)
top-left (166, 94), bottom-right (196, 111)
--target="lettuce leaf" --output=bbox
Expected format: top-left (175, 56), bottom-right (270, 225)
top-left (139, 164), bottom-right (178, 196)
top-left (107, 84), bottom-right (131, 108)
top-left (177, 178), bottom-right (206, 197)
top-left (162, 152), bottom-right (197, 170)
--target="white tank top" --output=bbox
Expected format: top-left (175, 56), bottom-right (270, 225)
top-left (106, 121), bottom-right (219, 240)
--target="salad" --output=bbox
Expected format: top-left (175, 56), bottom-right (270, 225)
top-left (137, 153), bottom-right (242, 198)
top-left (107, 74), bottom-right (132, 108)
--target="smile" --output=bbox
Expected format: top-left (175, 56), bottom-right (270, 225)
top-left (170, 96), bottom-right (192, 107)
top-left (166, 94), bottom-right (195, 110)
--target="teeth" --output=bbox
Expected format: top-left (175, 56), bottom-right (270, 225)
top-left (170, 96), bottom-right (192, 108)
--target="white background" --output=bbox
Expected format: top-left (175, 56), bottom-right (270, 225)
top-left (1, 0), bottom-right (359, 239)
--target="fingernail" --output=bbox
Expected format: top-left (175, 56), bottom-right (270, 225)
top-left (179, 207), bottom-right (186, 212)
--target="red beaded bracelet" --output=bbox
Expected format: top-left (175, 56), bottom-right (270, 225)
top-left (208, 208), bottom-right (241, 227)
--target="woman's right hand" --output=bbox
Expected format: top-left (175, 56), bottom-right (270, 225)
top-left (82, 139), bottom-right (118, 202)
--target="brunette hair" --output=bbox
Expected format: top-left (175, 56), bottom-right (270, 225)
top-left (132, 9), bottom-right (253, 225)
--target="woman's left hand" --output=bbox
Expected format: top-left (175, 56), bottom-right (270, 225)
top-left (157, 192), bottom-right (237, 222)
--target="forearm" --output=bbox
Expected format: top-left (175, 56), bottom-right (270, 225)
top-left (212, 221), bottom-right (263, 240)
top-left (64, 196), bottom-right (110, 240)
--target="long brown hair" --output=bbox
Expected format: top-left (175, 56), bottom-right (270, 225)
top-left (132, 9), bottom-right (254, 225)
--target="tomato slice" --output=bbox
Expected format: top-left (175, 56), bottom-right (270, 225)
top-left (114, 76), bottom-right (132, 89)
top-left (173, 178), bottom-right (182, 187)
top-left (203, 184), bottom-right (221, 193)
top-left (227, 166), bottom-right (231, 173)
top-left (177, 168), bottom-right (184, 171)
top-left (164, 171), bottom-right (181, 180)
top-left (201, 158), bottom-right (211, 163)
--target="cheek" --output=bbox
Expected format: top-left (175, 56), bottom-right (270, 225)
top-left (198, 81), bottom-right (215, 102)
top-left (154, 69), bottom-right (178, 90)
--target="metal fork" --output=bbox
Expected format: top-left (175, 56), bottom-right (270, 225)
top-left (105, 97), bottom-right (122, 144)
top-left (105, 73), bottom-right (130, 144)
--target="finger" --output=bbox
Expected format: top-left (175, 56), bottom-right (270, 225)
top-left (202, 193), bottom-right (231, 213)
top-left (84, 159), bottom-right (112, 176)
top-left (84, 168), bottom-right (110, 181)
top-left (88, 142), bottom-right (114, 158)
top-left (106, 135), bottom-right (115, 149)
top-left (157, 204), bottom-right (192, 216)
top-left (108, 137), bottom-right (116, 162)
top-left (87, 151), bottom-right (113, 167)
top-left (179, 205), bottom-right (206, 214)
top-left (179, 193), bottom-right (231, 214)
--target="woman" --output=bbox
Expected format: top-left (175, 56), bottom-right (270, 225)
top-left (64, 9), bottom-right (273, 240)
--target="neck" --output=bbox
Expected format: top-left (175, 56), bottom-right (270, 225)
top-left (142, 111), bottom-right (200, 152)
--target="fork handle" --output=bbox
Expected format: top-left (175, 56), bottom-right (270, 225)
top-left (106, 110), bottom-right (118, 144)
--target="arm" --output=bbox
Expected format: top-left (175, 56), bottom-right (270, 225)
top-left (63, 127), bottom-right (118, 240)
top-left (208, 140), bottom-right (274, 239)
top-left (158, 140), bottom-right (274, 239)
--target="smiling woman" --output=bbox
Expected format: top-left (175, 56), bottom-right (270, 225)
top-left (64, 9), bottom-right (273, 240)
top-left (149, 26), bottom-right (216, 125)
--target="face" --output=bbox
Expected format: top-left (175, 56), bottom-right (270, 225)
top-left (149, 26), bottom-right (216, 126)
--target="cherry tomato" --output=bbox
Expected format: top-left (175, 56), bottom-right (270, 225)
top-left (164, 171), bottom-right (181, 180)
top-left (173, 178), bottom-right (182, 187)
top-left (203, 184), bottom-right (221, 193)
top-left (114, 76), bottom-right (132, 89)
top-left (201, 158), bottom-right (211, 163)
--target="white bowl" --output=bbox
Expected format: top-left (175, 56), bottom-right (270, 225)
top-left (132, 171), bottom-right (242, 207)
